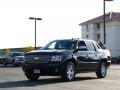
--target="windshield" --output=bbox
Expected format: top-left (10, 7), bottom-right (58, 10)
top-left (43, 40), bottom-right (77, 50)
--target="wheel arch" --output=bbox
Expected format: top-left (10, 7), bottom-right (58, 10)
top-left (65, 58), bottom-right (77, 66)
top-left (100, 58), bottom-right (109, 68)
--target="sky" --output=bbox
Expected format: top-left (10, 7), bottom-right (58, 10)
top-left (0, 0), bottom-right (119, 49)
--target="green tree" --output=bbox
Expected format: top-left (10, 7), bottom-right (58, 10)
top-left (3, 48), bottom-right (10, 55)
top-left (24, 46), bottom-right (34, 52)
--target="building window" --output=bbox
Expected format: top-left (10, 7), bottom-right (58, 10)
top-left (86, 25), bottom-right (89, 32)
top-left (86, 34), bottom-right (89, 38)
top-left (96, 23), bottom-right (100, 30)
top-left (97, 33), bottom-right (100, 41)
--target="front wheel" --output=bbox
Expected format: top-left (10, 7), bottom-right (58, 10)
top-left (96, 62), bottom-right (107, 78)
top-left (61, 62), bottom-right (75, 81)
top-left (25, 73), bottom-right (40, 80)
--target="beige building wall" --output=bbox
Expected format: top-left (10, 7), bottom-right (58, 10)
top-left (81, 20), bottom-right (120, 57)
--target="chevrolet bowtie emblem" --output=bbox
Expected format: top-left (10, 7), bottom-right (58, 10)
top-left (34, 57), bottom-right (39, 60)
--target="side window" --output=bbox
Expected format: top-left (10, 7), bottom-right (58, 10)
top-left (78, 41), bottom-right (87, 51)
top-left (85, 41), bottom-right (96, 51)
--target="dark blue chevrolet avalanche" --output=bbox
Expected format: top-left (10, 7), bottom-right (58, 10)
top-left (22, 39), bottom-right (111, 81)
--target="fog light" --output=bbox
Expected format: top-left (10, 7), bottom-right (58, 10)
top-left (55, 69), bottom-right (58, 72)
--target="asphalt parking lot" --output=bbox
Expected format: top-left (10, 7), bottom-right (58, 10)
top-left (0, 65), bottom-right (120, 90)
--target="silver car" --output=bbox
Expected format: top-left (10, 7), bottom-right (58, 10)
top-left (3, 52), bottom-right (24, 66)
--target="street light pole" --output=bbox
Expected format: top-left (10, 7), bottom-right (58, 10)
top-left (35, 19), bottom-right (37, 50)
top-left (103, 0), bottom-right (106, 44)
top-left (103, 0), bottom-right (113, 44)
top-left (29, 17), bottom-right (42, 50)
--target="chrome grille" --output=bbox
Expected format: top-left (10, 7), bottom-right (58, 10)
top-left (19, 57), bottom-right (24, 61)
top-left (26, 55), bottom-right (50, 63)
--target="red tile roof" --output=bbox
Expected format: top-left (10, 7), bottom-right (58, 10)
top-left (80, 12), bottom-right (120, 25)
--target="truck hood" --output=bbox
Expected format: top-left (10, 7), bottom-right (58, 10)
top-left (26, 49), bottom-right (73, 55)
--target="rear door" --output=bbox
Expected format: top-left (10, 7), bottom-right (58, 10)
top-left (85, 41), bottom-right (99, 70)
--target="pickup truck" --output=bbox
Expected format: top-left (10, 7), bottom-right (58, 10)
top-left (3, 51), bottom-right (24, 66)
top-left (22, 39), bottom-right (111, 81)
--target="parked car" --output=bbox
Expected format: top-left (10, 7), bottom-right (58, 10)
top-left (22, 39), bottom-right (111, 81)
top-left (0, 56), bottom-right (4, 64)
top-left (3, 51), bottom-right (24, 66)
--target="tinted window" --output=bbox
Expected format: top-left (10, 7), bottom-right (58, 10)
top-left (78, 41), bottom-right (87, 51)
top-left (85, 41), bottom-right (96, 51)
top-left (43, 40), bottom-right (77, 50)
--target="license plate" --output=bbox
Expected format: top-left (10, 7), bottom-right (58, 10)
top-left (33, 69), bottom-right (40, 74)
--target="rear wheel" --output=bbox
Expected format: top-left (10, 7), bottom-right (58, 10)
top-left (61, 62), bottom-right (75, 81)
top-left (96, 62), bottom-right (107, 78)
top-left (25, 73), bottom-right (40, 80)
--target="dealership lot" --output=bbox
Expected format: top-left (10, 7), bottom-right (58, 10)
top-left (0, 65), bottom-right (120, 90)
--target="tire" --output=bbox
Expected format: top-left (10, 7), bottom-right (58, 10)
top-left (96, 62), bottom-right (107, 78)
top-left (61, 62), bottom-right (75, 81)
top-left (25, 73), bottom-right (40, 80)
top-left (3, 59), bottom-right (7, 67)
top-left (12, 60), bottom-right (17, 67)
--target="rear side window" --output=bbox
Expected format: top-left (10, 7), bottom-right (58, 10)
top-left (78, 41), bottom-right (87, 51)
top-left (85, 41), bottom-right (96, 51)
top-left (96, 43), bottom-right (101, 49)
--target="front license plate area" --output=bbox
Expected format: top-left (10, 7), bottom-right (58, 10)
top-left (33, 69), bottom-right (40, 74)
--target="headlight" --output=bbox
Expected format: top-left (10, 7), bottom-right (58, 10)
top-left (51, 55), bottom-right (62, 61)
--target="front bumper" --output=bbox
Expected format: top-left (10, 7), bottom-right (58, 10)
top-left (22, 62), bottom-right (64, 76)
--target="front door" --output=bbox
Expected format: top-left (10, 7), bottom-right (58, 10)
top-left (75, 41), bottom-right (91, 71)
top-left (85, 41), bottom-right (99, 70)
top-left (75, 51), bottom-right (90, 71)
